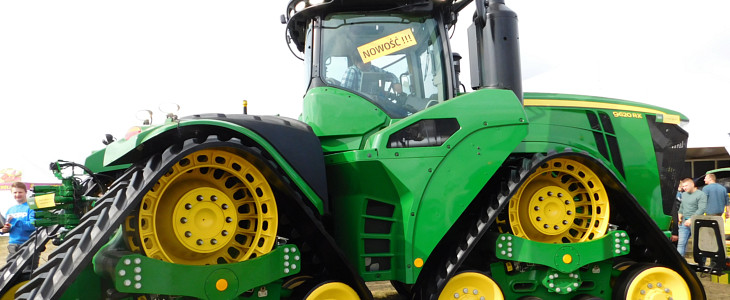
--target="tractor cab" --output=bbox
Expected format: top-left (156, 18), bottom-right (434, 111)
top-left (283, 1), bottom-right (460, 119)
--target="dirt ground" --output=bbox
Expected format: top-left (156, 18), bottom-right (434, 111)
top-left (2, 236), bottom-right (729, 299)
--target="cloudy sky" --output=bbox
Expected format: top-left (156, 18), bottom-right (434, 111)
top-left (1, 0), bottom-right (728, 186)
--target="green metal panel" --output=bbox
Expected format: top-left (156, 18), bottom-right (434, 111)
top-left (301, 87), bottom-right (390, 153)
top-left (325, 89), bottom-right (528, 283)
top-left (110, 245), bottom-right (300, 299)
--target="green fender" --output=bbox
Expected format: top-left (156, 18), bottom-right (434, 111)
top-left (84, 114), bottom-right (328, 214)
top-left (373, 89), bottom-right (528, 282)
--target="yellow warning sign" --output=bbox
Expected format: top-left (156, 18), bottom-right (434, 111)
top-left (357, 28), bottom-right (417, 64)
top-left (34, 193), bottom-right (56, 209)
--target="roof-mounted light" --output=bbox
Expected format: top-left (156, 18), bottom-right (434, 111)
top-left (309, 0), bottom-right (326, 5)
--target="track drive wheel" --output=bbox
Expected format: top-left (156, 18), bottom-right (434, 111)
top-left (128, 146), bottom-right (279, 265)
top-left (304, 282), bottom-right (360, 300)
top-left (508, 157), bottom-right (610, 243)
top-left (613, 264), bottom-right (690, 300)
top-left (0, 281), bottom-right (27, 300)
top-left (438, 272), bottom-right (504, 300)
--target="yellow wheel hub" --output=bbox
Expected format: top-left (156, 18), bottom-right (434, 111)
top-left (508, 157), bottom-right (610, 243)
top-left (172, 187), bottom-right (238, 253)
top-left (625, 267), bottom-right (690, 299)
top-left (1, 281), bottom-right (28, 300)
top-left (304, 282), bottom-right (360, 300)
top-left (438, 272), bottom-right (504, 300)
top-left (134, 148), bottom-right (278, 265)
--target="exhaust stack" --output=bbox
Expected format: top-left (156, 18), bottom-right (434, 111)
top-left (467, 0), bottom-right (522, 103)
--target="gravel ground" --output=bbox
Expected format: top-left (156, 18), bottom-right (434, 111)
top-left (2, 236), bottom-right (729, 299)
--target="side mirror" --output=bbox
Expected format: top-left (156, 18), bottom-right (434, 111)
top-left (400, 74), bottom-right (411, 94)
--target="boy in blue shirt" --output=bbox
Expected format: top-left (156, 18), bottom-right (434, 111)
top-left (1, 182), bottom-right (36, 262)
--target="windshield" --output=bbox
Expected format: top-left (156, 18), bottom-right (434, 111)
top-left (320, 14), bottom-right (448, 118)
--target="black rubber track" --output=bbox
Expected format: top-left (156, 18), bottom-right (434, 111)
top-left (411, 150), bottom-right (705, 300)
top-left (10, 135), bottom-right (370, 299)
top-left (0, 225), bottom-right (59, 296)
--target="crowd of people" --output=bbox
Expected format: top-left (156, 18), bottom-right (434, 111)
top-left (673, 173), bottom-right (730, 265)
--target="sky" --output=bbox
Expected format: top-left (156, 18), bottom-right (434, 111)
top-left (1, 0), bottom-right (729, 189)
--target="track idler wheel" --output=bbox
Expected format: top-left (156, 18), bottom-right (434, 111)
top-left (304, 282), bottom-right (360, 300)
top-left (508, 157), bottom-right (610, 243)
top-left (128, 146), bottom-right (279, 265)
top-left (438, 272), bottom-right (504, 300)
top-left (613, 264), bottom-right (690, 300)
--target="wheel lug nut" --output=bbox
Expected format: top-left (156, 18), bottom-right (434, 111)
top-left (226, 217), bottom-right (233, 223)
top-left (564, 200), bottom-right (570, 205)
top-left (185, 203), bottom-right (192, 210)
top-left (534, 206), bottom-right (540, 211)
top-left (197, 239), bottom-right (204, 245)
top-left (539, 197), bottom-right (544, 201)
top-left (180, 217), bottom-right (188, 224)
top-left (185, 231), bottom-right (192, 237)
top-left (211, 196), bottom-right (218, 201)
top-left (222, 230), bottom-right (228, 236)
top-left (211, 239), bottom-right (218, 245)
top-left (222, 204), bottom-right (229, 209)
top-left (544, 224), bottom-right (549, 229)
top-left (536, 217), bottom-right (542, 221)
top-left (196, 195), bottom-right (203, 201)
top-left (563, 220), bottom-right (568, 225)
top-left (554, 225), bottom-right (559, 230)
top-left (547, 192), bottom-right (553, 196)
top-left (567, 211), bottom-right (573, 215)
top-left (558, 193), bottom-right (563, 197)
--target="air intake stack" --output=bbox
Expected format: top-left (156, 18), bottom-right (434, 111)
top-left (467, 0), bottom-right (522, 103)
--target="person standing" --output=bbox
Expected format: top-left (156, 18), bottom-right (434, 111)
top-left (703, 173), bottom-right (730, 217)
top-left (1, 182), bottom-right (36, 262)
top-left (676, 178), bottom-right (707, 257)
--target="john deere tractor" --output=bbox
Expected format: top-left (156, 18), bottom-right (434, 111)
top-left (0, 0), bottom-right (704, 299)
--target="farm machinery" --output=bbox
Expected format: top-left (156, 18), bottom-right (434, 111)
top-left (0, 0), bottom-right (704, 299)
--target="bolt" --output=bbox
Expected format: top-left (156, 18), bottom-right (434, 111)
top-left (640, 290), bottom-right (646, 295)
top-left (648, 283), bottom-right (653, 288)
top-left (548, 192), bottom-right (553, 196)
top-left (563, 220), bottom-right (568, 225)
top-left (211, 239), bottom-right (218, 245)
top-left (222, 204), bottom-right (228, 209)
top-left (657, 283), bottom-right (663, 287)
top-left (558, 193), bottom-right (563, 197)
top-left (222, 230), bottom-right (228, 236)
top-left (537, 217), bottom-right (542, 221)
top-left (567, 210), bottom-right (573, 215)
top-left (197, 195), bottom-right (203, 201)
top-left (226, 217), bottom-right (233, 223)
top-left (185, 231), bottom-right (192, 237)
top-left (539, 197), bottom-right (544, 201)
top-left (453, 293), bottom-right (459, 298)
top-left (565, 200), bottom-right (570, 205)
top-left (211, 195), bottom-right (218, 201)
top-left (463, 288), bottom-right (468, 293)
top-left (554, 225), bottom-right (559, 230)
top-left (197, 239), bottom-right (204, 245)
top-left (534, 206), bottom-right (540, 211)
top-left (180, 217), bottom-right (188, 224)
top-left (544, 224), bottom-right (549, 228)
top-left (473, 289), bottom-right (478, 295)
top-left (185, 203), bottom-right (192, 210)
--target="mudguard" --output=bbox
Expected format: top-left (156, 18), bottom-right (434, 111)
top-left (89, 114), bottom-right (329, 213)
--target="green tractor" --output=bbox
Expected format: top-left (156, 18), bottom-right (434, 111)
top-left (0, 0), bottom-right (704, 299)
